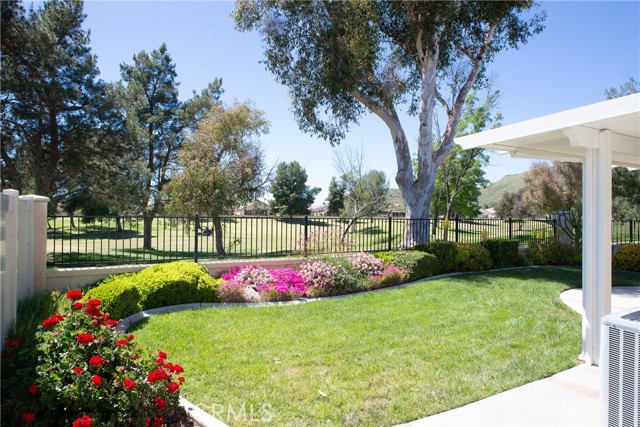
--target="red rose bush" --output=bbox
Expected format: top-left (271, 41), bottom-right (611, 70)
top-left (2, 289), bottom-right (186, 426)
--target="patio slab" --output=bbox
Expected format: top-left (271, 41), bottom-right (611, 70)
top-left (403, 286), bottom-right (640, 427)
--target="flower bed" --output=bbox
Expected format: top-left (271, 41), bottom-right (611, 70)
top-left (217, 252), bottom-right (409, 303)
top-left (1, 290), bottom-right (191, 427)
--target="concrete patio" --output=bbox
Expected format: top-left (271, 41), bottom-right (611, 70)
top-left (403, 286), bottom-right (640, 427)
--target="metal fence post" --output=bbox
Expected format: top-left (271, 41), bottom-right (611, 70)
top-left (508, 217), bottom-right (513, 240)
top-left (455, 214), bottom-right (459, 243)
top-left (388, 215), bottom-right (392, 251)
top-left (630, 219), bottom-right (634, 243)
top-left (304, 215), bottom-right (309, 258)
top-left (194, 214), bottom-right (199, 263)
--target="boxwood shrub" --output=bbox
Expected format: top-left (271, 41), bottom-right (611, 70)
top-left (481, 239), bottom-right (522, 268)
top-left (374, 250), bottom-right (438, 282)
top-left (85, 261), bottom-right (221, 320)
top-left (613, 244), bottom-right (640, 272)
top-left (413, 241), bottom-right (459, 274)
top-left (456, 244), bottom-right (492, 272)
top-left (528, 241), bottom-right (581, 266)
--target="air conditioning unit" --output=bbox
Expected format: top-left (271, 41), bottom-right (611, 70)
top-left (601, 307), bottom-right (640, 427)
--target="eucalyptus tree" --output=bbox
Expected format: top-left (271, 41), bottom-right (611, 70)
top-left (234, 0), bottom-right (545, 244)
top-left (119, 43), bottom-right (223, 249)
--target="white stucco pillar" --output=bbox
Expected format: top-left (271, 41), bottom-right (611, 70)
top-left (1, 190), bottom-right (20, 345)
top-left (582, 147), bottom-right (596, 363)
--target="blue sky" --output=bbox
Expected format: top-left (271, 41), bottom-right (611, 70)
top-left (80, 1), bottom-right (640, 203)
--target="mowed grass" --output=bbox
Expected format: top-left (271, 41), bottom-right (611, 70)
top-left (129, 267), bottom-right (621, 427)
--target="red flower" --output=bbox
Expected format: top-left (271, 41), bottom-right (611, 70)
top-left (86, 298), bottom-right (101, 308)
top-left (154, 397), bottom-right (166, 410)
top-left (123, 379), bottom-right (136, 390)
top-left (178, 376), bottom-right (185, 383)
top-left (155, 357), bottom-right (165, 365)
top-left (147, 369), bottom-right (168, 383)
top-left (85, 306), bottom-right (100, 316)
top-left (128, 334), bottom-right (135, 341)
top-left (27, 384), bottom-right (38, 394)
top-left (171, 364), bottom-right (184, 374)
top-left (42, 313), bottom-right (65, 327)
top-left (132, 355), bottom-right (138, 361)
top-left (21, 412), bottom-right (36, 424)
top-left (115, 339), bottom-right (128, 347)
top-left (104, 319), bottom-right (118, 327)
top-left (89, 355), bottom-right (104, 366)
top-left (72, 302), bottom-right (83, 310)
top-left (90, 375), bottom-right (102, 387)
top-left (66, 289), bottom-right (83, 300)
top-left (146, 418), bottom-right (164, 427)
top-left (4, 337), bottom-right (24, 349)
top-left (76, 333), bottom-right (94, 345)
top-left (157, 350), bottom-right (167, 359)
top-left (72, 415), bottom-right (93, 427)
top-left (72, 367), bottom-right (84, 375)
top-left (166, 382), bottom-right (180, 393)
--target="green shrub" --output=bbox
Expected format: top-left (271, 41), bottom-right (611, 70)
top-left (528, 240), bottom-right (581, 266)
top-left (374, 250), bottom-right (438, 281)
top-left (86, 261), bottom-right (221, 320)
top-left (481, 239), bottom-right (523, 268)
top-left (613, 244), bottom-right (640, 272)
top-left (413, 241), bottom-right (459, 274)
top-left (455, 244), bottom-right (492, 272)
top-left (1, 290), bottom-right (186, 426)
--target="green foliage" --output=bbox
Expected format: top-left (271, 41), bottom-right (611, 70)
top-left (86, 261), bottom-right (221, 320)
top-left (2, 290), bottom-right (185, 426)
top-left (528, 241), bottom-right (581, 266)
top-left (605, 77), bottom-right (639, 99)
top-left (522, 161), bottom-right (582, 215)
top-left (613, 244), bottom-right (640, 272)
top-left (374, 250), bottom-right (438, 282)
top-left (0, 0), bottom-right (120, 201)
top-left (269, 161), bottom-right (321, 216)
top-left (326, 176), bottom-right (345, 215)
top-left (612, 167), bottom-right (640, 219)
top-left (481, 239), bottom-right (522, 268)
top-left (455, 244), bottom-right (492, 272)
top-left (119, 43), bottom-right (222, 219)
top-left (413, 241), bottom-right (459, 274)
top-left (166, 102), bottom-right (270, 256)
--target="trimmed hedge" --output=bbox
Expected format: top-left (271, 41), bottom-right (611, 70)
top-left (481, 239), bottom-right (522, 269)
top-left (528, 241), bottom-right (581, 266)
top-left (85, 261), bottom-right (221, 320)
top-left (374, 250), bottom-right (438, 282)
top-left (413, 241), bottom-right (459, 274)
top-left (456, 244), bottom-right (492, 272)
top-left (613, 244), bottom-right (640, 272)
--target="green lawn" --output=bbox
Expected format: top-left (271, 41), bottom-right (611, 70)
top-left (129, 267), bottom-right (636, 427)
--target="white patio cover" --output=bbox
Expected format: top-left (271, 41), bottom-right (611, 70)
top-left (456, 93), bottom-right (640, 365)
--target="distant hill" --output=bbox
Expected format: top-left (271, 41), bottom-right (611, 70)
top-left (478, 173), bottom-right (525, 208)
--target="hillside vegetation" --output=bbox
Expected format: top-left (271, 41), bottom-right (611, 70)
top-left (479, 173), bottom-right (525, 208)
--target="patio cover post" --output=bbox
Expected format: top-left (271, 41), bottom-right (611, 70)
top-left (571, 128), bottom-right (613, 365)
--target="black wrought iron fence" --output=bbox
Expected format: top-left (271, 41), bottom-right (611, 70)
top-left (46, 215), bottom-right (638, 267)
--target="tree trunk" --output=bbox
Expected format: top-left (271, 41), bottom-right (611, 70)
top-left (115, 216), bottom-right (123, 232)
top-left (341, 216), bottom-right (358, 243)
top-left (213, 215), bottom-right (226, 257)
top-left (143, 215), bottom-right (154, 250)
top-left (443, 201), bottom-right (454, 241)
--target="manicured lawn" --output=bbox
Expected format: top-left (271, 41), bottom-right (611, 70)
top-left (129, 267), bottom-right (632, 427)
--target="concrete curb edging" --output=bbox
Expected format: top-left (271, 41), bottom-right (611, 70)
top-left (180, 397), bottom-right (229, 427)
